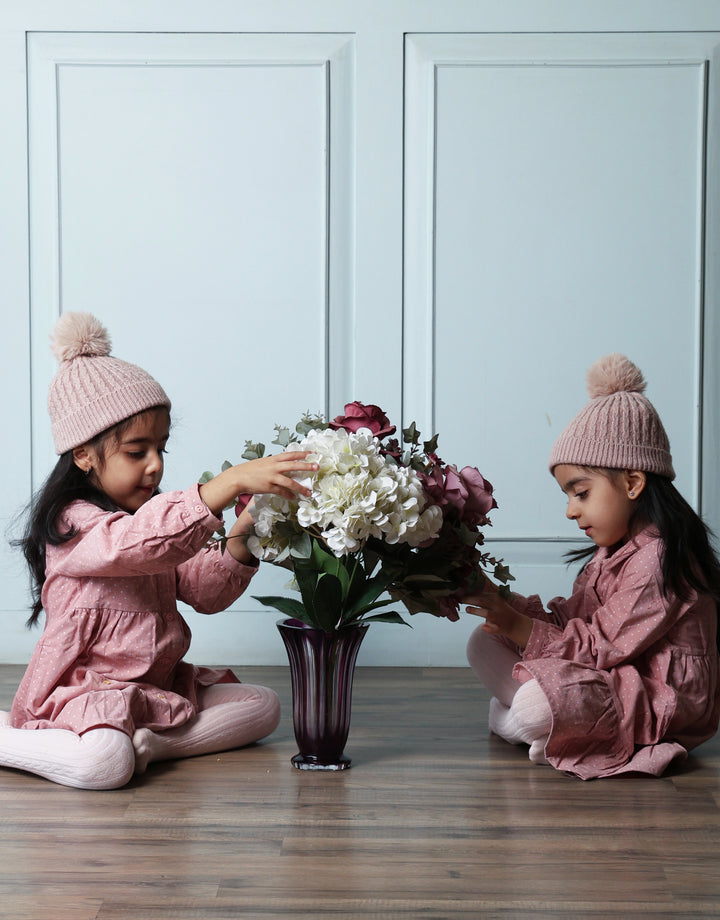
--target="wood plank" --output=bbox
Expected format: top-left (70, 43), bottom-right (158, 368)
top-left (1, 665), bottom-right (719, 919)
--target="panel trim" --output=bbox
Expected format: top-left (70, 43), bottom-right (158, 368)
top-left (702, 43), bottom-right (720, 535)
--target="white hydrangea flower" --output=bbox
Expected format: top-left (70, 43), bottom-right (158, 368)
top-left (249, 425), bottom-right (442, 558)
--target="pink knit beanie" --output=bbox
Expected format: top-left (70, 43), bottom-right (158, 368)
top-left (48, 312), bottom-right (171, 454)
top-left (548, 354), bottom-right (675, 479)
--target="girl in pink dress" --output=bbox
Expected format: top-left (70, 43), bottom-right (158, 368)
top-left (0, 312), bottom-right (317, 789)
top-left (466, 354), bottom-right (720, 779)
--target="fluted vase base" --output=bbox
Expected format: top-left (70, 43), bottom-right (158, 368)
top-left (277, 618), bottom-right (368, 771)
top-left (291, 753), bottom-right (352, 771)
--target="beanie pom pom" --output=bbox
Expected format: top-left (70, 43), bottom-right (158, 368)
top-left (586, 353), bottom-right (646, 399)
top-left (50, 312), bottom-right (112, 362)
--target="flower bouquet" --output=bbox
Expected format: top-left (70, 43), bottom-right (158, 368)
top-left (209, 401), bottom-right (513, 630)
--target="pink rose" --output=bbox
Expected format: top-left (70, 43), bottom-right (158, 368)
top-left (442, 466), bottom-right (468, 516)
top-left (423, 464), bottom-right (497, 526)
top-left (459, 466), bottom-right (497, 525)
top-left (329, 401), bottom-right (396, 439)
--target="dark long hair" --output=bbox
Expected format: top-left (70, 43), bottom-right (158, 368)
top-left (565, 471), bottom-right (720, 652)
top-left (15, 408), bottom-right (167, 627)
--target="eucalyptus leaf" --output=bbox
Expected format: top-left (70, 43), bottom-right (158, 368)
top-left (273, 426), bottom-right (293, 447)
top-left (289, 531), bottom-right (313, 559)
top-left (242, 440), bottom-right (265, 461)
top-left (274, 546), bottom-right (291, 563)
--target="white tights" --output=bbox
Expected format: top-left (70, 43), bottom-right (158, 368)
top-left (0, 682), bottom-right (280, 790)
top-left (466, 627), bottom-right (553, 764)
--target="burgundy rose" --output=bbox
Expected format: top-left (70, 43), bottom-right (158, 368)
top-left (234, 493), bottom-right (253, 517)
top-left (418, 464), bottom-right (450, 508)
top-left (329, 401), bottom-right (396, 439)
top-left (435, 595), bottom-right (461, 622)
top-left (380, 437), bottom-right (403, 463)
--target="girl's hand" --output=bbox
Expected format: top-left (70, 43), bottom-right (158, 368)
top-left (199, 451), bottom-right (318, 517)
top-left (232, 452), bottom-right (318, 501)
top-left (465, 582), bottom-right (533, 649)
top-left (221, 504), bottom-right (257, 564)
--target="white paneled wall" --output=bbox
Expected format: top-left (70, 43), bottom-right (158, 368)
top-left (404, 32), bottom-right (719, 627)
top-left (1, 2), bottom-right (719, 666)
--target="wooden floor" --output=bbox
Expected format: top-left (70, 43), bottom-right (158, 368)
top-left (1, 665), bottom-right (720, 920)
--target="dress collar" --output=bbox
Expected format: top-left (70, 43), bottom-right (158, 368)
top-left (588, 527), bottom-right (661, 569)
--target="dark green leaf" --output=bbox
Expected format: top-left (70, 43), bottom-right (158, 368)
top-left (252, 595), bottom-right (307, 618)
top-left (402, 422), bottom-right (419, 445)
top-left (346, 572), bottom-right (391, 617)
top-left (493, 563), bottom-right (515, 584)
top-left (313, 573), bottom-right (344, 631)
top-left (362, 610), bottom-right (410, 626)
top-left (400, 574), bottom-right (453, 589)
top-left (351, 598), bottom-right (396, 617)
top-left (310, 538), bottom-right (342, 575)
top-left (292, 562), bottom-right (321, 614)
top-left (335, 560), bottom-right (351, 602)
top-left (423, 434), bottom-right (439, 454)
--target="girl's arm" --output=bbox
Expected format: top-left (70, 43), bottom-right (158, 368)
top-left (175, 452), bottom-right (320, 607)
top-left (54, 487), bottom-right (229, 576)
top-left (54, 453), bottom-right (317, 577)
top-left (175, 541), bottom-right (257, 613)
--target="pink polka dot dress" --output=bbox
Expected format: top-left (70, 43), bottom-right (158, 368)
top-left (11, 485), bottom-right (257, 737)
top-left (511, 529), bottom-right (720, 778)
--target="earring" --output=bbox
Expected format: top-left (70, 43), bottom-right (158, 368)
top-left (629, 491), bottom-right (635, 498)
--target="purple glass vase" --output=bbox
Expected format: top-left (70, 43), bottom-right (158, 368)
top-left (277, 618), bottom-right (368, 770)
